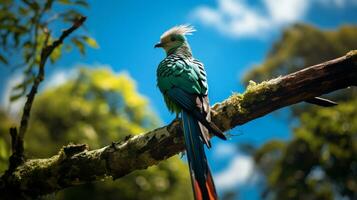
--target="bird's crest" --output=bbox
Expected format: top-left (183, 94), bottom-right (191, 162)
top-left (160, 24), bottom-right (196, 40)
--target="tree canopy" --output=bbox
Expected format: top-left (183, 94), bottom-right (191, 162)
top-left (244, 24), bottom-right (357, 83)
top-left (246, 24), bottom-right (357, 199)
top-left (0, 0), bottom-right (97, 102)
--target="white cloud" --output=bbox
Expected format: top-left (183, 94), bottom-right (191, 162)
top-left (44, 68), bottom-right (77, 89)
top-left (192, 0), bottom-right (270, 38)
top-left (1, 73), bottom-right (26, 117)
top-left (1, 68), bottom-right (77, 116)
top-left (317, 0), bottom-right (357, 7)
top-left (213, 142), bottom-right (237, 159)
top-left (43, 63), bottom-right (114, 89)
top-left (191, 0), bottom-right (357, 38)
top-left (214, 154), bottom-right (255, 190)
top-left (264, 0), bottom-right (309, 23)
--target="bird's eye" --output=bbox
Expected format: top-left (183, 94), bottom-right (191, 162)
top-left (171, 37), bottom-right (176, 42)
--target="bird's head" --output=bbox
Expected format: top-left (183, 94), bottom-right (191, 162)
top-left (155, 24), bottom-right (195, 54)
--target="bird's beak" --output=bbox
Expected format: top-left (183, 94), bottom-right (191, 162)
top-left (154, 42), bottom-right (163, 48)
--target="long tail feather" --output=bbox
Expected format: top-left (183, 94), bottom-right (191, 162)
top-left (182, 110), bottom-right (218, 200)
top-left (166, 88), bottom-right (226, 140)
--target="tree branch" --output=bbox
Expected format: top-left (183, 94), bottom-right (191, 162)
top-left (1, 50), bottom-right (356, 197)
top-left (9, 16), bottom-right (86, 169)
top-left (17, 16), bottom-right (87, 142)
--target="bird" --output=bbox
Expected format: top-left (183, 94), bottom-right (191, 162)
top-left (155, 24), bottom-right (226, 200)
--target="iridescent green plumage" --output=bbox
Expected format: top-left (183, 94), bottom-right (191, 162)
top-left (157, 54), bottom-right (208, 114)
top-left (155, 25), bottom-right (226, 200)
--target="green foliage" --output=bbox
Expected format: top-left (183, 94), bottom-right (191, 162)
top-left (0, 67), bottom-right (191, 199)
top-left (0, 0), bottom-right (98, 101)
top-left (246, 24), bottom-right (357, 199)
top-left (26, 68), bottom-right (157, 156)
top-left (0, 111), bottom-right (13, 172)
top-left (255, 101), bottom-right (357, 199)
top-left (244, 24), bottom-right (357, 83)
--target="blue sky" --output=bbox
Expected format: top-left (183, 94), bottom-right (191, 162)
top-left (1, 0), bottom-right (357, 199)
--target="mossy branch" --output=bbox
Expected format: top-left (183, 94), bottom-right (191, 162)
top-left (1, 51), bottom-right (356, 198)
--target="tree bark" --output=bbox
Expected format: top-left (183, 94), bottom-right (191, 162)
top-left (1, 50), bottom-right (356, 198)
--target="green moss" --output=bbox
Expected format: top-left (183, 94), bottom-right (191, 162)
top-left (227, 93), bottom-right (244, 114)
top-left (210, 93), bottom-right (244, 129)
top-left (211, 77), bottom-right (282, 129)
top-left (241, 78), bottom-right (281, 107)
top-left (13, 155), bottom-right (61, 192)
top-left (58, 147), bottom-right (67, 161)
top-left (154, 127), bottom-right (170, 140)
top-left (16, 155), bottom-right (60, 177)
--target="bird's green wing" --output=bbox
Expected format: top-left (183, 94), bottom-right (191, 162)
top-left (157, 54), bottom-right (208, 95)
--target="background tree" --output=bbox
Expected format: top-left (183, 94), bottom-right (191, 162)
top-left (0, 67), bottom-right (192, 199)
top-left (245, 24), bottom-right (357, 199)
top-left (0, 0), bottom-right (97, 101)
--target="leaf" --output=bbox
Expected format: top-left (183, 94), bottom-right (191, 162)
top-left (13, 82), bottom-right (26, 90)
top-left (62, 9), bottom-right (82, 23)
top-left (58, 0), bottom-right (71, 5)
top-left (0, 54), bottom-right (8, 64)
top-left (81, 36), bottom-right (99, 49)
top-left (27, 1), bottom-right (40, 11)
top-left (74, 0), bottom-right (89, 7)
top-left (0, 0), bottom-right (12, 7)
top-left (18, 6), bottom-right (29, 15)
top-left (50, 45), bottom-right (62, 63)
top-left (12, 76), bottom-right (34, 95)
top-left (13, 32), bottom-right (20, 47)
top-left (10, 93), bottom-right (24, 102)
top-left (71, 37), bottom-right (85, 55)
top-left (64, 44), bottom-right (72, 52)
top-left (23, 50), bottom-right (32, 63)
top-left (22, 40), bottom-right (32, 48)
top-left (44, 0), bottom-right (54, 10)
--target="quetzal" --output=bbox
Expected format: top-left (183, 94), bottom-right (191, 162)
top-left (155, 25), bottom-right (227, 200)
